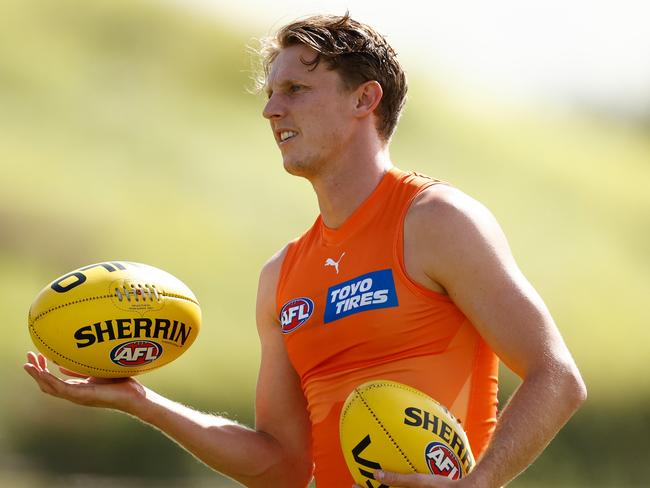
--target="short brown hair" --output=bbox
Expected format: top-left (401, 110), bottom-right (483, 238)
top-left (257, 13), bottom-right (408, 141)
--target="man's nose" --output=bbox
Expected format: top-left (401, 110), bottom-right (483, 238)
top-left (263, 93), bottom-right (285, 120)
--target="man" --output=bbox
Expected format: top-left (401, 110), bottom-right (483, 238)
top-left (24, 14), bottom-right (586, 488)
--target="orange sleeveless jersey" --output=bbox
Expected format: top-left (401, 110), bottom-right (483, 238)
top-left (276, 168), bottom-right (498, 487)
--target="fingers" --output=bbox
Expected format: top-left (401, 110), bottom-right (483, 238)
top-left (25, 352), bottom-right (49, 376)
top-left (26, 351), bottom-right (41, 369)
top-left (24, 352), bottom-right (77, 398)
top-left (24, 360), bottom-right (59, 396)
top-left (353, 465), bottom-right (449, 487)
top-left (375, 470), bottom-right (448, 488)
top-left (37, 352), bottom-right (49, 372)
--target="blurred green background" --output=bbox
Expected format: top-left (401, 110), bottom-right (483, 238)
top-left (1, 0), bottom-right (648, 486)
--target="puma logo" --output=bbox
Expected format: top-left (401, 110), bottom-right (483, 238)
top-left (324, 252), bottom-right (346, 274)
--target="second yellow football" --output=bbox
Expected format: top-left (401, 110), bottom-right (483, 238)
top-left (340, 380), bottom-right (475, 486)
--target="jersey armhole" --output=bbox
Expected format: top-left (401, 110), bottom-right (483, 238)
top-left (393, 181), bottom-right (454, 303)
top-left (275, 238), bottom-right (300, 312)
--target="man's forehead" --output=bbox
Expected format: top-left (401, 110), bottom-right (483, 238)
top-left (266, 45), bottom-right (321, 85)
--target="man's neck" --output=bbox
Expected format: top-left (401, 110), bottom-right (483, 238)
top-left (311, 147), bottom-right (393, 229)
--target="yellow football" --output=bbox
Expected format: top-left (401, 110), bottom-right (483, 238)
top-left (28, 261), bottom-right (201, 378)
top-left (340, 380), bottom-right (475, 486)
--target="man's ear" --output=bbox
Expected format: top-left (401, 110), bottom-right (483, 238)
top-left (353, 80), bottom-right (383, 118)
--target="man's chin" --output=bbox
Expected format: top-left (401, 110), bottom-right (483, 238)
top-left (283, 157), bottom-right (316, 178)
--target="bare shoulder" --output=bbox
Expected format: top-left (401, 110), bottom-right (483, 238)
top-left (407, 184), bottom-right (504, 240)
top-left (256, 244), bottom-right (291, 330)
top-left (404, 184), bottom-right (516, 292)
top-left (259, 245), bottom-right (290, 287)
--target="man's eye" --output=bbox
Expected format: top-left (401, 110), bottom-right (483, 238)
top-left (289, 85), bottom-right (302, 93)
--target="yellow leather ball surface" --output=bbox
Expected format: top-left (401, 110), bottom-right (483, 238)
top-left (340, 380), bottom-right (475, 486)
top-left (29, 261), bottom-right (201, 378)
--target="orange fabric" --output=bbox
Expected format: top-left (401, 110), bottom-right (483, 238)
top-left (276, 168), bottom-right (499, 487)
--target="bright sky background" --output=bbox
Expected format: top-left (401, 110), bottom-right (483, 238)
top-left (168, 0), bottom-right (650, 116)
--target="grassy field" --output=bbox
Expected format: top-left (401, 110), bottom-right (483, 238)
top-left (1, 0), bottom-right (648, 485)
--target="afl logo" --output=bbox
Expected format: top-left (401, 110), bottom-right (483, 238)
top-left (425, 441), bottom-right (463, 480)
top-left (110, 340), bottom-right (162, 366)
top-left (280, 297), bottom-right (314, 334)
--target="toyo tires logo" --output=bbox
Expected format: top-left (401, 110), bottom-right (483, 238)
top-left (324, 269), bottom-right (398, 324)
top-left (110, 340), bottom-right (162, 366)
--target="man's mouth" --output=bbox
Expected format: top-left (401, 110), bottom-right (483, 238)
top-left (279, 130), bottom-right (298, 143)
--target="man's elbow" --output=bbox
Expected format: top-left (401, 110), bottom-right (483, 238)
top-left (244, 453), bottom-right (313, 488)
top-left (560, 362), bottom-right (588, 412)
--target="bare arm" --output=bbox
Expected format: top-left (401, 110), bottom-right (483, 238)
top-left (377, 186), bottom-right (587, 488)
top-left (250, 246), bottom-right (314, 486)
top-left (24, 248), bottom-right (313, 488)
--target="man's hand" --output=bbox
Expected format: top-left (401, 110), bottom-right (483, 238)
top-left (353, 470), bottom-right (477, 488)
top-left (23, 351), bottom-right (146, 413)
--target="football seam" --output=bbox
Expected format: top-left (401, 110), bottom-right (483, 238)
top-left (28, 324), bottom-right (155, 374)
top-left (355, 387), bottom-right (418, 473)
top-left (359, 381), bottom-right (474, 472)
top-left (362, 381), bottom-right (466, 431)
top-left (29, 292), bottom-right (199, 325)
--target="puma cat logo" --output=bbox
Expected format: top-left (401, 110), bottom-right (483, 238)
top-left (324, 252), bottom-right (346, 274)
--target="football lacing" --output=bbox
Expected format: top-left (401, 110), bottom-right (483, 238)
top-left (114, 283), bottom-right (162, 302)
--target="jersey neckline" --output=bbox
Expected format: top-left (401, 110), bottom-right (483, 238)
top-left (319, 166), bottom-right (403, 246)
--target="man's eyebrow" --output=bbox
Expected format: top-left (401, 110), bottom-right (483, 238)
top-left (265, 79), bottom-right (305, 96)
